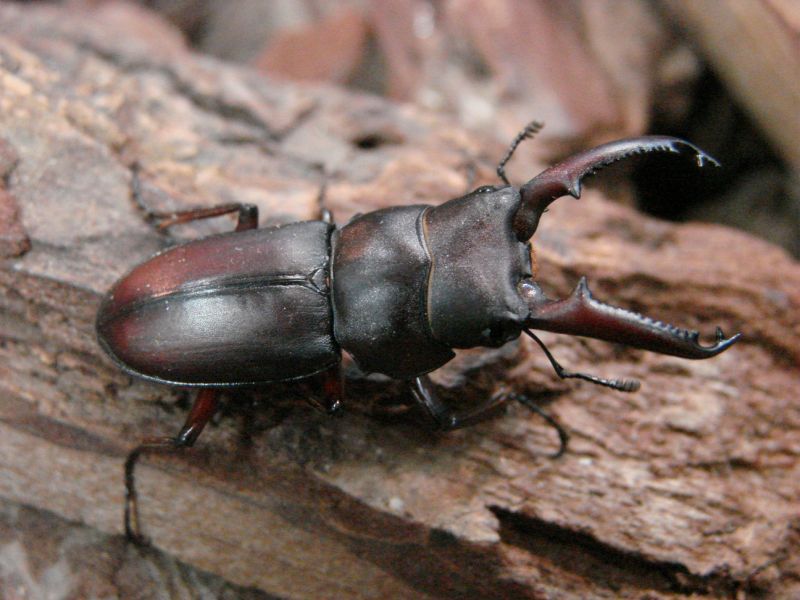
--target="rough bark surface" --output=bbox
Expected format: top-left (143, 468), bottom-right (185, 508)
top-left (0, 497), bottom-right (278, 599)
top-left (1, 3), bottom-right (799, 599)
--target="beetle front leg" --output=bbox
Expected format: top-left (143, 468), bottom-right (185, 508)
top-left (410, 376), bottom-right (568, 456)
top-left (130, 163), bottom-right (259, 231)
top-left (125, 388), bottom-right (220, 544)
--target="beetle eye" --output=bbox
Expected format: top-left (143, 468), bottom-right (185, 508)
top-left (474, 185), bottom-right (498, 194)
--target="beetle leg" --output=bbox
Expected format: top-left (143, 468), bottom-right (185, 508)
top-left (513, 136), bottom-right (719, 240)
top-left (410, 376), bottom-right (568, 456)
top-left (522, 277), bottom-right (741, 359)
top-left (410, 375), bottom-right (506, 431)
top-left (306, 362), bottom-right (344, 415)
top-left (130, 162), bottom-right (259, 231)
top-left (316, 179), bottom-right (335, 224)
top-left (149, 203), bottom-right (259, 231)
top-left (124, 388), bottom-right (219, 544)
top-left (508, 393), bottom-right (569, 458)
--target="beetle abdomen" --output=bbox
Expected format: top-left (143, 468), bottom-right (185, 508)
top-left (96, 221), bottom-right (339, 386)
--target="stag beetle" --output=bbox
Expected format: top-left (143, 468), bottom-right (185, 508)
top-left (96, 123), bottom-right (740, 541)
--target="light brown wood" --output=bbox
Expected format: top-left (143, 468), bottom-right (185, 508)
top-left (1, 2), bottom-right (799, 598)
top-left (0, 495), bottom-right (279, 599)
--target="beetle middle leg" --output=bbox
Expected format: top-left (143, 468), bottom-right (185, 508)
top-left (410, 375), bottom-right (568, 456)
top-left (307, 362), bottom-right (344, 415)
top-left (130, 162), bottom-right (259, 231)
top-left (125, 388), bottom-right (219, 544)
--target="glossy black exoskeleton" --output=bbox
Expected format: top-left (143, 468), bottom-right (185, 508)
top-left (96, 123), bottom-right (740, 541)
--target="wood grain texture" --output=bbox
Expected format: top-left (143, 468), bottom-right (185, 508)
top-left (0, 496), bottom-right (277, 599)
top-left (1, 2), bottom-right (799, 598)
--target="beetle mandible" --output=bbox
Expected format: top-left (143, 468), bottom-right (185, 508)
top-left (96, 122), bottom-right (740, 541)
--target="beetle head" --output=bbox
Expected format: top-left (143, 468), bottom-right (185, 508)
top-left (425, 136), bottom-right (740, 360)
top-left (424, 184), bottom-right (531, 348)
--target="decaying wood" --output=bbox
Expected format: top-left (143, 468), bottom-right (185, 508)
top-left (1, 3), bottom-right (799, 598)
top-left (0, 139), bottom-right (29, 259)
top-left (0, 496), bottom-right (275, 599)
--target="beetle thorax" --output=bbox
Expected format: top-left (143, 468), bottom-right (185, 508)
top-left (331, 187), bottom-right (532, 379)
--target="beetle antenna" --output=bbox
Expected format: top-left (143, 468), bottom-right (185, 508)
top-left (497, 121), bottom-right (544, 185)
top-left (524, 328), bottom-right (641, 392)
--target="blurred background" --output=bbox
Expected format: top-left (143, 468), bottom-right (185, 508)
top-left (17, 0), bottom-right (800, 256)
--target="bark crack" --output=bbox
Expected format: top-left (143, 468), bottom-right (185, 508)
top-left (489, 506), bottom-right (763, 597)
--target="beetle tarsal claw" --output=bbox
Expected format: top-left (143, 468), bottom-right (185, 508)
top-left (524, 277), bottom-right (741, 359)
top-left (513, 136), bottom-right (721, 241)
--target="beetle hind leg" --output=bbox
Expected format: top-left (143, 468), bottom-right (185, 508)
top-left (410, 375), bottom-right (568, 457)
top-left (130, 162), bottom-right (259, 232)
top-left (305, 362), bottom-right (344, 415)
top-left (124, 388), bottom-right (220, 544)
top-left (148, 202), bottom-right (259, 232)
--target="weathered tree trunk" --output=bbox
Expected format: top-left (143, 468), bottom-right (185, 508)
top-left (1, 3), bottom-right (798, 598)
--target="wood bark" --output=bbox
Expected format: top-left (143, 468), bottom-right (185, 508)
top-left (1, 2), bottom-right (799, 598)
top-left (0, 497), bottom-right (277, 599)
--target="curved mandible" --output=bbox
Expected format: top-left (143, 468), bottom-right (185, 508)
top-left (513, 136), bottom-right (719, 241)
top-left (522, 277), bottom-right (741, 359)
